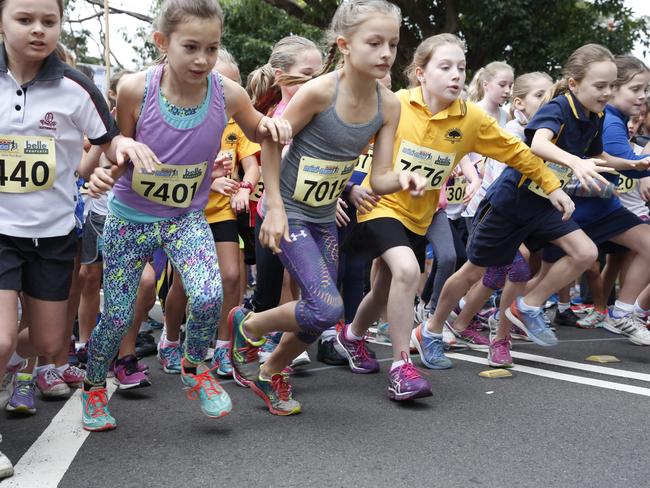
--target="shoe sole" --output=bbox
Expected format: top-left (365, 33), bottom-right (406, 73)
top-left (5, 404), bottom-right (36, 415)
top-left (83, 422), bottom-right (116, 432)
top-left (39, 387), bottom-right (71, 398)
top-left (505, 307), bottom-right (557, 347)
top-left (388, 388), bottom-right (433, 401)
top-left (444, 324), bottom-right (489, 351)
top-left (603, 322), bottom-right (624, 336)
top-left (249, 382), bottom-right (301, 416)
top-left (290, 358), bottom-right (310, 368)
top-left (487, 352), bottom-right (514, 368)
top-left (162, 366), bottom-right (181, 374)
top-left (203, 409), bottom-right (231, 419)
top-left (410, 328), bottom-right (452, 370)
top-left (113, 378), bottom-right (152, 390)
top-left (335, 333), bottom-right (379, 374)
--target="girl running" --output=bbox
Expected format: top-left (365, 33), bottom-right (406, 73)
top-left (82, 0), bottom-right (289, 431)
top-left (229, 0), bottom-right (424, 415)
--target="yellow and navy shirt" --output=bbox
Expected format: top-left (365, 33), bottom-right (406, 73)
top-left (204, 118), bottom-right (260, 224)
top-left (357, 87), bottom-right (560, 235)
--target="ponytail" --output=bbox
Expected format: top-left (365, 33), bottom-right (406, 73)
top-left (247, 63), bottom-right (279, 115)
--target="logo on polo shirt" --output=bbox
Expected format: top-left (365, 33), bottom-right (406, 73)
top-left (0, 139), bottom-right (19, 152)
top-left (444, 127), bottom-right (463, 144)
top-left (24, 140), bottom-right (49, 154)
top-left (226, 132), bottom-right (238, 144)
top-left (39, 112), bottom-right (57, 131)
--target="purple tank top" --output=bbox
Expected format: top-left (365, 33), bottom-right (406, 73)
top-left (112, 64), bottom-right (227, 218)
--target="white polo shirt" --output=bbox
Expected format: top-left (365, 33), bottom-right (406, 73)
top-left (0, 45), bottom-right (118, 238)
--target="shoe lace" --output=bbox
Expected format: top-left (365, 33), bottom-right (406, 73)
top-left (398, 351), bottom-right (428, 380)
top-left (43, 368), bottom-right (62, 384)
top-left (352, 334), bottom-right (372, 361)
top-left (165, 345), bottom-right (182, 363)
top-left (66, 365), bottom-right (85, 378)
top-left (186, 367), bottom-right (224, 401)
top-left (271, 373), bottom-right (292, 401)
top-left (85, 390), bottom-right (109, 419)
top-left (15, 380), bottom-right (34, 397)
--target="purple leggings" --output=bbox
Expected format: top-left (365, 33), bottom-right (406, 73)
top-left (278, 219), bottom-right (344, 344)
top-left (482, 250), bottom-right (530, 290)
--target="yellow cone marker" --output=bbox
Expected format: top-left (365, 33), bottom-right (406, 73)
top-left (585, 355), bottom-right (620, 364)
top-left (479, 369), bottom-right (513, 378)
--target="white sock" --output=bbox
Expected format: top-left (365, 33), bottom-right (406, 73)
top-left (215, 340), bottom-right (229, 349)
top-left (35, 364), bottom-right (54, 376)
top-left (390, 359), bottom-right (408, 371)
top-left (56, 364), bottom-right (70, 373)
top-left (612, 300), bottom-right (634, 318)
top-left (633, 299), bottom-right (649, 316)
top-left (345, 325), bottom-right (363, 341)
top-left (458, 297), bottom-right (466, 310)
top-left (518, 297), bottom-right (540, 312)
top-left (8, 352), bottom-right (26, 368)
top-left (421, 327), bottom-right (441, 339)
top-left (558, 302), bottom-right (570, 313)
top-left (75, 341), bottom-right (86, 351)
top-left (162, 337), bottom-right (180, 348)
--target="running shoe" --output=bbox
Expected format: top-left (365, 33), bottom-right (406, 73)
top-left (570, 303), bottom-right (593, 315)
top-left (387, 353), bottom-right (432, 401)
top-left (375, 321), bottom-right (391, 344)
top-left (211, 345), bottom-right (233, 377)
top-left (604, 312), bottom-right (650, 345)
top-left (336, 323), bottom-right (380, 374)
top-left (76, 345), bottom-right (88, 367)
top-left (316, 339), bottom-right (347, 365)
top-left (68, 339), bottom-right (79, 367)
top-left (444, 306), bottom-right (461, 329)
top-left (441, 326), bottom-right (460, 349)
top-left (410, 324), bottom-right (452, 369)
top-left (554, 308), bottom-right (580, 327)
top-left (135, 331), bottom-right (157, 358)
top-left (5, 375), bottom-right (36, 415)
top-left (476, 307), bottom-right (497, 327)
top-left (229, 306), bottom-right (264, 387)
top-left (0, 371), bottom-right (14, 409)
top-left (250, 372), bottom-right (301, 415)
top-left (290, 350), bottom-right (311, 368)
top-left (60, 365), bottom-right (85, 388)
top-left (36, 367), bottom-right (71, 398)
top-left (147, 316), bottom-right (164, 330)
top-left (0, 442), bottom-right (12, 480)
top-left (445, 323), bottom-right (490, 350)
top-left (181, 362), bottom-right (232, 418)
top-left (258, 332), bottom-right (281, 364)
top-left (158, 342), bottom-right (182, 374)
top-left (576, 309), bottom-right (606, 329)
top-left (488, 337), bottom-right (513, 368)
top-left (506, 297), bottom-right (558, 346)
top-left (113, 355), bottom-right (151, 390)
top-left (544, 293), bottom-right (559, 309)
top-left (81, 387), bottom-right (116, 431)
top-left (413, 300), bottom-right (430, 327)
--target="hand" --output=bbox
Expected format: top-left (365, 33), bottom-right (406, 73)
top-left (567, 157), bottom-right (614, 191)
top-left (231, 187), bottom-right (250, 213)
top-left (115, 137), bottom-right (159, 174)
top-left (259, 206), bottom-right (290, 253)
top-left (628, 156), bottom-right (650, 170)
top-left (639, 176), bottom-right (650, 202)
top-left (463, 177), bottom-right (481, 204)
top-left (398, 171), bottom-right (427, 197)
top-left (211, 176), bottom-right (239, 196)
top-left (349, 185), bottom-right (380, 214)
top-left (548, 188), bottom-right (575, 221)
top-left (335, 198), bottom-right (350, 227)
top-left (211, 152), bottom-right (231, 180)
top-left (257, 116), bottom-right (292, 145)
top-left (88, 164), bottom-right (126, 198)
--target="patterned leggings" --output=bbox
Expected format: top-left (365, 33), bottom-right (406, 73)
top-left (482, 250), bottom-right (530, 290)
top-left (86, 210), bottom-right (221, 385)
top-left (278, 220), bottom-right (344, 344)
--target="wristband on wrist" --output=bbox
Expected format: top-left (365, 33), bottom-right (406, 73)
top-left (239, 180), bottom-right (254, 192)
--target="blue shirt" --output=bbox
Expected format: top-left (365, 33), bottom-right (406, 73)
top-left (487, 91), bottom-right (603, 223)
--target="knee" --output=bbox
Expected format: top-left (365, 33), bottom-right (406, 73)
top-left (458, 263), bottom-right (484, 286)
top-left (304, 294), bottom-right (344, 333)
top-left (189, 285), bottom-right (222, 319)
top-left (0, 335), bottom-right (16, 361)
top-left (391, 261), bottom-right (421, 290)
top-left (220, 265), bottom-right (240, 295)
top-left (572, 242), bottom-right (598, 270)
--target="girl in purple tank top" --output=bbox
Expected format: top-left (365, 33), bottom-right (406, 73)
top-left (81, 0), bottom-right (290, 432)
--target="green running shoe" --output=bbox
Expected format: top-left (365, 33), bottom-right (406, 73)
top-left (251, 373), bottom-right (301, 416)
top-left (81, 387), bottom-right (116, 431)
top-left (181, 362), bottom-right (232, 419)
top-left (229, 307), bottom-right (264, 387)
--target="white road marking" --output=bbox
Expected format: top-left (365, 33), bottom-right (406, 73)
top-left (4, 382), bottom-right (117, 488)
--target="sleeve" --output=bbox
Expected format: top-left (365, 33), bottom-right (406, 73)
top-left (235, 124), bottom-right (261, 161)
top-left (68, 70), bottom-right (119, 145)
top-left (585, 116), bottom-right (604, 157)
top-left (523, 100), bottom-right (564, 146)
top-left (603, 114), bottom-right (645, 161)
top-left (473, 113), bottom-right (561, 195)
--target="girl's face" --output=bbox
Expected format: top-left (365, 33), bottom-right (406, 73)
top-left (340, 13), bottom-right (400, 80)
top-left (569, 60), bottom-right (617, 114)
top-left (513, 76), bottom-right (553, 118)
top-left (610, 71), bottom-right (650, 117)
top-left (0, 0), bottom-right (61, 65)
top-left (417, 43), bottom-right (467, 105)
top-left (154, 16), bottom-right (222, 86)
top-left (280, 48), bottom-right (322, 99)
top-left (483, 69), bottom-right (514, 106)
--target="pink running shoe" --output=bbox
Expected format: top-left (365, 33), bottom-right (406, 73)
top-left (336, 324), bottom-right (380, 374)
top-left (113, 355), bottom-right (151, 390)
top-left (488, 337), bottom-right (513, 368)
top-left (60, 365), bottom-right (85, 388)
top-left (445, 324), bottom-right (490, 350)
top-left (387, 352), bottom-right (432, 401)
top-left (36, 367), bottom-right (71, 398)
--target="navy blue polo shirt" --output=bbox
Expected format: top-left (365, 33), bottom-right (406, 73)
top-left (486, 91), bottom-right (603, 223)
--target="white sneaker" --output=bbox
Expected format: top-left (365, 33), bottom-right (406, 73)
top-left (413, 301), bottom-right (430, 327)
top-left (0, 435), bottom-right (13, 480)
top-left (442, 326), bottom-right (459, 348)
top-left (0, 372), bottom-right (15, 409)
top-left (604, 313), bottom-right (650, 345)
top-left (576, 309), bottom-right (607, 329)
top-left (290, 350), bottom-right (311, 368)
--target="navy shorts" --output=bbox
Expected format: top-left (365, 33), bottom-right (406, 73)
top-left (543, 206), bottom-right (642, 263)
top-left (467, 199), bottom-right (580, 267)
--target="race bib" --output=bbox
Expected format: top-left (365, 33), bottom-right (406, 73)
top-left (250, 174), bottom-right (264, 202)
top-left (616, 173), bottom-right (637, 194)
top-left (356, 146), bottom-right (373, 176)
top-left (445, 176), bottom-right (467, 204)
top-left (292, 157), bottom-right (356, 207)
top-left (132, 161), bottom-right (207, 208)
top-left (396, 140), bottom-right (455, 190)
top-left (0, 135), bottom-right (56, 193)
top-left (527, 162), bottom-right (572, 198)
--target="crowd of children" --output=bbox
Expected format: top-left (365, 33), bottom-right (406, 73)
top-left (2, 0), bottom-right (650, 479)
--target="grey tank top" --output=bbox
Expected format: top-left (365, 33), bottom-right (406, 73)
top-left (279, 72), bottom-right (384, 223)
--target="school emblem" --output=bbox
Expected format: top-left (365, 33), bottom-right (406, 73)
top-left (39, 112), bottom-right (57, 131)
top-left (444, 128), bottom-right (462, 144)
top-left (226, 132), bottom-right (238, 144)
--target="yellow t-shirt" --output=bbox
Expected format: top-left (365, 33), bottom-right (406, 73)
top-left (357, 87), bottom-right (561, 235)
top-left (205, 119), bottom-right (260, 224)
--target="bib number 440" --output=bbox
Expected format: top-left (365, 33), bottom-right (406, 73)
top-left (0, 159), bottom-right (50, 190)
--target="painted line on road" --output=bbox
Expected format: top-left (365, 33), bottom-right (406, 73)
top-left (4, 382), bottom-right (117, 488)
top-left (448, 353), bottom-right (650, 397)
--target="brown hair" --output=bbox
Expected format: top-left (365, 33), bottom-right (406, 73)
top-left (405, 33), bottom-right (465, 88)
top-left (510, 71), bottom-right (552, 116)
top-left (0, 0), bottom-right (63, 18)
top-left (613, 55), bottom-right (649, 88)
top-left (154, 0), bottom-right (223, 36)
top-left (466, 61), bottom-right (514, 102)
top-left (108, 69), bottom-right (134, 109)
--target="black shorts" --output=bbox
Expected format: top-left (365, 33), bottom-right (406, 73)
top-left (237, 212), bottom-right (256, 265)
top-left (345, 217), bottom-right (426, 272)
top-left (209, 220), bottom-right (239, 243)
top-left (542, 206), bottom-right (642, 263)
top-left (80, 212), bottom-right (106, 265)
top-left (467, 200), bottom-right (580, 267)
top-left (0, 230), bottom-right (78, 300)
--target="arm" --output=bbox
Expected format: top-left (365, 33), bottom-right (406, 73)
top-left (231, 154), bottom-right (260, 214)
top-left (77, 145), bottom-right (103, 179)
top-left (458, 155), bottom-right (481, 204)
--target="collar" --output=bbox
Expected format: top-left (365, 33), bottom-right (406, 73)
top-left (605, 103), bottom-right (628, 123)
top-left (564, 90), bottom-right (604, 122)
top-left (408, 86), bottom-right (465, 120)
top-left (0, 43), bottom-right (66, 85)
